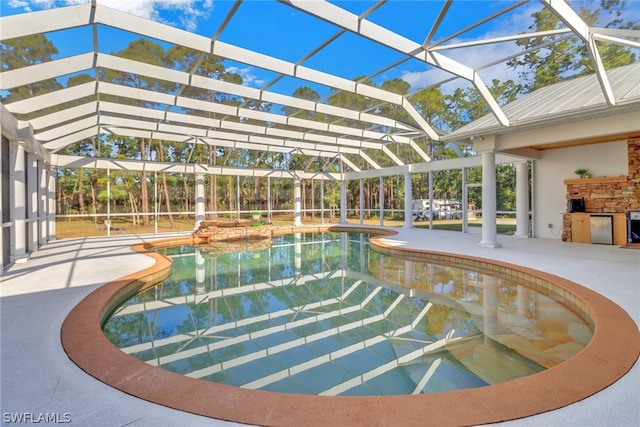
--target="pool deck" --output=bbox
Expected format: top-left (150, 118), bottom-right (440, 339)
top-left (1, 227), bottom-right (638, 426)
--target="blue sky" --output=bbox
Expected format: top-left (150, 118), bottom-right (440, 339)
top-left (2, 0), bottom-right (640, 99)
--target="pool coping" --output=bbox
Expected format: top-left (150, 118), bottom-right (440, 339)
top-left (61, 226), bottom-right (640, 427)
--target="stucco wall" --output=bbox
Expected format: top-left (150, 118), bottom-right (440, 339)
top-left (533, 140), bottom-right (628, 239)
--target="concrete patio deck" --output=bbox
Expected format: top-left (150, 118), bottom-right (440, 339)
top-left (1, 228), bottom-right (638, 426)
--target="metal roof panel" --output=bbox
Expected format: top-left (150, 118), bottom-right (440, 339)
top-left (444, 62), bottom-right (640, 140)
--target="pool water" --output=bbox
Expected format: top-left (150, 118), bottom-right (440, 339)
top-left (103, 232), bottom-right (593, 396)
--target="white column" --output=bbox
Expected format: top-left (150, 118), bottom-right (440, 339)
top-left (359, 178), bottom-right (364, 225)
top-left (428, 171), bottom-right (434, 229)
top-left (27, 153), bottom-right (38, 253)
top-left (514, 160), bottom-right (530, 238)
top-left (340, 179), bottom-right (347, 224)
top-left (320, 177), bottom-right (324, 225)
top-left (106, 169), bottom-right (111, 237)
top-left (267, 177), bottom-right (272, 223)
top-left (10, 141), bottom-right (28, 262)
top-left (294, 177), bottom-right (302, 226)
top-left (462, 168), bottom-right (469, 233)
top-left (154, 171), bottom-right (158, 234)
top-left (403, 172), bottom-right (412, 228)
top-left (195, 173), bottom-right (205, 230)
top-left (479, 150), bottom-right (501, 248)
top-left (47, 166), bottom-right (56, 240)
top-left (236, 175), bottom-right (240, 219)
top-left (379, 176), bottom-right (384, 226)
top-left (38, 162), bottom-right (48, 245)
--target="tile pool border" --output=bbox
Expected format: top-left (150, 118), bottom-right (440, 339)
top-left (61, 226), bottom-right (640, 427)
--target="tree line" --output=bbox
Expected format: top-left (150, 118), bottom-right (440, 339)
top-left (1, 1), bottom-right (635, 225)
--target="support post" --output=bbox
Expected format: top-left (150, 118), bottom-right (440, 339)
top-left (195, 173), bottom-right (205, 230)
top-left (359, 178), bottom-right (364, 225)
top-left (10, 141), bottom-right (28, 262)
top-left (27, 153), bottom-right (38, 252)
top-left (379, 176), bottom-right (384, 226)
top-left (340, 179), bottom-right (347, 224)
top-left (514, 160), bottom-right (530, 238)
top-left (38, 161), bottom-right (47, 246)
top-left (428, 171), bottom-right (434, 230)
top-left (320, 176), bottom-right (324, 225)
top-left (47, 166), bottom-right (56, 240)
top-left (294, 177), bottom-right (302, 226)
top-left (479, 150), bottom-right (501, 248)
top-left (403, 172), bottom-right (412, 228)
top-left (236, 175), bottom-right (240, 220)
top-left (462, 168), bottom-right (469, 233)
top-left (267, 176), bottom-right (272, 223)
top-left (154, 171), bottom-right (158, 234)
top-left (106, 169), bottom-right (111, 237)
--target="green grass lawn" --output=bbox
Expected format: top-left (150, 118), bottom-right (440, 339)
top-left (55, 217), bottom-right (195, 238)
top-left (55, 214), bottom-right (331, 238)
top-left (55, 215), bottom-right (516, 238)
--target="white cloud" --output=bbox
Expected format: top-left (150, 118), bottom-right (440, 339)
top-left (94, 0), bottom-right (211, 31)
top-left (401, 3), bottom-right (542, 91)
top-left (8, 0), bottom-right (56, 11)
top-left (10, 0), bottom-right (211, 31)
top-left (226, 66), bottom-right (266, 88)
top-left (401, 68), bottom-right (454, 90)
top-left (96, 0), bottom-right (159, 20)
top-left (7, 0), bottom-right (29, 9)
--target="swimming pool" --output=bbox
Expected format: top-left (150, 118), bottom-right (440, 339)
top-left (103, 231), bottom-right (592, 396)
top-left (61, 226), bottom-right (639, 426)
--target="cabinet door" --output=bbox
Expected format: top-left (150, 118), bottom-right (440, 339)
top-left (571, 214), bottom-right (590, 243)
top-left (613, 214), bottom-right (627, 246)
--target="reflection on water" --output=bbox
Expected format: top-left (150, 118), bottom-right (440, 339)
top-left (103, 232), bottom-right (593, 396)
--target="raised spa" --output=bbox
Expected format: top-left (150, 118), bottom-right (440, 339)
top-left (103, 232), bottom-right (593, 396)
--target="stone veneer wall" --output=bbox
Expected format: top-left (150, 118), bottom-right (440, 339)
top-left (562, 138), bottom-right (640, 241)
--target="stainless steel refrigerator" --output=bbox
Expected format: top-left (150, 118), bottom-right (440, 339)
top-left (590, 215), bottom-right (613, 245)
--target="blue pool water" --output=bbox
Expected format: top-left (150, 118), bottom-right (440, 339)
top-left (103, 232), bottom-right (593, 396)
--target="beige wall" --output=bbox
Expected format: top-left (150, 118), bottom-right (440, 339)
top-left (533, 140), bottom-right (628, 239)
